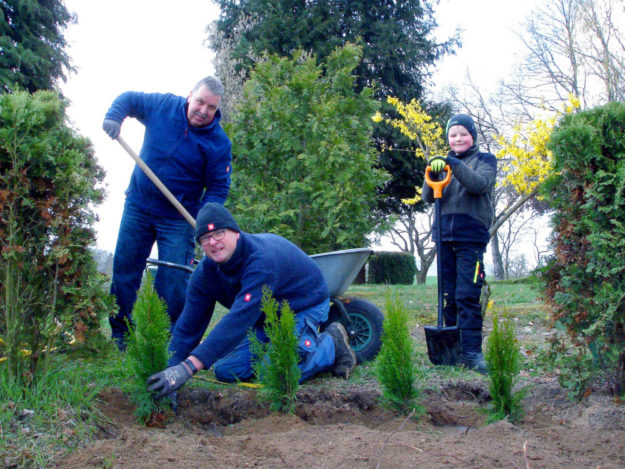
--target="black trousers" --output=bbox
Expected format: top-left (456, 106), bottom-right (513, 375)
top-left (439, 241), bottom-right (486, 331)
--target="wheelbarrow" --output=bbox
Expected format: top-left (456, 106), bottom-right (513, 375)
top-left (311, 248), bottom-right (384, 363)
top-left (117, 135), bottom-right (383, 363)
top-left (147, 248), bottom-right (384, 364)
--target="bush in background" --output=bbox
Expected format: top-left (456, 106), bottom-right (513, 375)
top-left (0, 90), bottom-right (110, 385)
top-left (368, 252), bottom-right (416, 285)
top-left (541, 101), bottom-right (625, 395)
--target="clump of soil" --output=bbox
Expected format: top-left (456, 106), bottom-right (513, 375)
top-left (56, 374), bottom-right (625, 468)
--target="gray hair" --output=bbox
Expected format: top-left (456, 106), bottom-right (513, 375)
top-left (192, 76), bottom-right (224, 97)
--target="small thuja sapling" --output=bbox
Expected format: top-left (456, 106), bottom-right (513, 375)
top-left (375, 290), bottom-right (422, 415)
top-left (485, 308), bottom-right (525, 423)
top-left (250, 286), bottom-right (301, 413)
top-left (121, 272), bottom-right (173, 423)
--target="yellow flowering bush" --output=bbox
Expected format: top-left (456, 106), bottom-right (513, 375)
top-left (495, 95), bottom-right (581, 195)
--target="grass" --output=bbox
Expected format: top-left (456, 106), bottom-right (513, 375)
top-left (0, 278), bottom-right (547, 467)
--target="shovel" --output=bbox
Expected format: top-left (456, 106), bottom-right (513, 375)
top-left (116, 136), bottom-right (196, 228)
top-left (423, 163), bottom-right (460, 366)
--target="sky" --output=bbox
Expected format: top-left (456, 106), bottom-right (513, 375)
top-left (60, 0), bottom-right (539, 256)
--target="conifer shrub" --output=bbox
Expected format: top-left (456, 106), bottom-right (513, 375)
top-left (375, 290), bottom-right (421, 414)
top-left (541, 102), bottom-right (625, 394)
top-left (121, 273), bottom-right (172, 423)
top-left (368, 252), bottom-right (416, 285)
top-left (0, 90), bottom-right (110, 384)
top-left (484, 309), bottom-right (524, 423)
top-left (250, 286), bottom-right (300, 413)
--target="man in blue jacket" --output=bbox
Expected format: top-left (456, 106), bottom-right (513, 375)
top-left (102, 77), bottom-right (232, 350)
top-left (146, 203), bottom-right (357, 399)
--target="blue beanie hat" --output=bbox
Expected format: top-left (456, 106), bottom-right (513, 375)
top-left (195, 202), bottom-right (240, 242)
top-left (446, 113), bottom-right (477, 143)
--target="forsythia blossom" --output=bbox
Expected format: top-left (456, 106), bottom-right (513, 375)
top-left (495, 95), bottom-right (580, 195)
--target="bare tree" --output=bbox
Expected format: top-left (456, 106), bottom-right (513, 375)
top-left (505, 0), bottom-right (625, 110)
top-left (496, 206), bottom-right (532, 279)
top-left (383, 207), bottom-right (435, 284)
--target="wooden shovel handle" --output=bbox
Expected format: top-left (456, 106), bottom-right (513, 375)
top-left (116, 136), bottom-right (196, 228)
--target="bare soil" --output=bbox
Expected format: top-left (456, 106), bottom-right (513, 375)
top-left (54, 369), bottom-right (625, 469)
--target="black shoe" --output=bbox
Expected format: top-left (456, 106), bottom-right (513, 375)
top-left (460, 352), bottom-right (488, 374)
top-left (325, 322), bottom-right (357, 379)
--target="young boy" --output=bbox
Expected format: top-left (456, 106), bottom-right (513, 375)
top-left (422, 114), bottom-right (497, 374)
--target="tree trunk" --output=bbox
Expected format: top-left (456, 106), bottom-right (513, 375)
top-left (490, 232), bottom-right (505, 280)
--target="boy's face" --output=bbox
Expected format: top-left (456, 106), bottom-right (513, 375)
top-left (447, 125), bottom-right (474, 154)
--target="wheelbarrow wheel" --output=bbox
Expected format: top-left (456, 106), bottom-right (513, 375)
top-left (329, 298), bottom-right (383, 363)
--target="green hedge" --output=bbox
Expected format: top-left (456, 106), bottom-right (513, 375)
top-left (541, 101), bottom-right (625, 394)
top-left (368, 252), bottom-right (416, 285)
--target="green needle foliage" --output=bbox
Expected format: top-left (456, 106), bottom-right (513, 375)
top-left (250, 286), bottom-right (300, 413)
top-left (0, 90), bottom-right (109, 385)
top-left (485, 309), bottom-right (524, 423)
top-left (375, 290), bottom-right (421, 414)
top-left (121, 273), bottom-right (172, 423)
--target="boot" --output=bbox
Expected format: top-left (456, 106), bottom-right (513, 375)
top-left (459, 329), bottom-right (488, 374)
top-left (325, 322), bottom-right (357, 379)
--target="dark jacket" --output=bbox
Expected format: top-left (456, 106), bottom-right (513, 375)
top-left (105, 91), bottom-right (232, 218)
top-left (168, 232), bottom-right (329, 368)
top-left (422, 145), bottom-right (497, 243)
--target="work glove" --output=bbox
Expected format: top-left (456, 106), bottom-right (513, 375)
top-left (102, 119), bottom-right (121, 139)
top-left (428, 156), bottom-right (447, 174)
top-left (146, 361), bottom-right (193, 399)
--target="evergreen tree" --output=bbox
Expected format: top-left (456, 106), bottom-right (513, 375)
top-left (227, 44), bottom-right (386, 252)
top-left (211, 0), bottom-right (454, 100)
top-left (210, 0), bottom-right (457, 235)
top-left (0, 0), bottom-right (74, 93)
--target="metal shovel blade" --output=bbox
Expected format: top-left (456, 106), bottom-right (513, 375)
top-left (424, 325), bottom-right (460, 366)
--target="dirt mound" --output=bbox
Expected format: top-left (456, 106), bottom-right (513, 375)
top-left (55, 376), bottom-right (625, 468)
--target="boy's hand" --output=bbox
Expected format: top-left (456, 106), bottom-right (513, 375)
top-left (428, 156), bottom-right (447, 173)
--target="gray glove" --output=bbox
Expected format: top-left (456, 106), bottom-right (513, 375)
top-left (146, 361), bottom-right (193, 399)
top-left (102, 119), bottom-right (121, 139)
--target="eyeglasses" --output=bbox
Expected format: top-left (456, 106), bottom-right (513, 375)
top-left (199, 229), bottom-right (226, 244)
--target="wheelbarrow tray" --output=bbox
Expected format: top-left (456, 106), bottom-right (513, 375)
top-left (309, 248), bottom-right (372, 297)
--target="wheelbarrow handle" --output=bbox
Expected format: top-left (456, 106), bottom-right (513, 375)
top-left (424, 165), bottom-right (452, 198)
top-left (116, 136), bottom-right (197, 228)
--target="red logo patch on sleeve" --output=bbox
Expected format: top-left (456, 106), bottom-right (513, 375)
top-left (244, 293), bottom-right (252, 302)
top-left (304, 339), bottom-right (312, 348)
top-left (226, 165), bottom-right (230, 173)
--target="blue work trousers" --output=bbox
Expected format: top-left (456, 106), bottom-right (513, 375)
top-left (213, 299), bottom-right (335, 383)
top-left (109, 200), bottom-right (195, 341)
top-left (440, 241), bottom-right (487, 331)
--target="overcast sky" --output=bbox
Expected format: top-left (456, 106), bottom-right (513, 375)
top-left (60, 0), bottom-right (538, 254)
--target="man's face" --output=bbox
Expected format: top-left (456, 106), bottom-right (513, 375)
top-left (187, 85), bottom-right (221, 127)
top-left (447, 125), bottom-right (474, 154)
top-left (199, 228), bottom-right (239, 263)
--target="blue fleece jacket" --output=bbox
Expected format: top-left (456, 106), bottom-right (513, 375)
top-left (168, 232), bottom-right (329, 369)
top-left (422, 145), bottom-right (497, 243)
top-left (105, 91), bottom-right (232, 218)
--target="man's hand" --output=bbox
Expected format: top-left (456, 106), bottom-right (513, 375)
top-left (146, 362), bottom-right (192, 399)
top-left (428, 156), bottom-right (447, 174)
top-left (102, 119), bottom-right (121, 139)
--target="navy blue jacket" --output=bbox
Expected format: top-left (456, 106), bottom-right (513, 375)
top-left (422, 145), bottom-right (497, 244)
top-left (105, 92), bottom-right (232, 218)
top-left (169, 232), bottom-right (329, 368)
